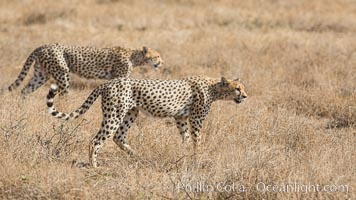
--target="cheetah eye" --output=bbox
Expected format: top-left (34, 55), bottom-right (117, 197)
top-left (236, 88), bottom-right (241, 91)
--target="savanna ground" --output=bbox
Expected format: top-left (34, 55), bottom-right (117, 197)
top-left (0, 0), bottom-right (355, 199)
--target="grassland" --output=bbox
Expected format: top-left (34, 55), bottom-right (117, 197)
top-left (0, 0), bottom-right (355, 199)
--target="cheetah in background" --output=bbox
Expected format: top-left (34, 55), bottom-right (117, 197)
top-left (46, 76), bottom-right (247, 167)
top-left (8, 43), bottom-right (163, 95)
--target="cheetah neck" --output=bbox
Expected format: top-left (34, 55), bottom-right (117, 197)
top-left (130, 49), bottom-right (146, 67)
top-left (208, 79), bottom-right (230, 102)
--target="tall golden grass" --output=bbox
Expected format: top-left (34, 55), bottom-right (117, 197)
top-left (0, 0), bottom-right (355, 199)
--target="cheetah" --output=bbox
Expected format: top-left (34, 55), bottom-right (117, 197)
top-left (46, 76), bottom-right (247, 167)
top-left (8, 43), bottom-right (163, 95)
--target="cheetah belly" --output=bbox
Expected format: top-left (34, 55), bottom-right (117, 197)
top-left (66, 50), bottom-right (114, 79)
top-left (136, 98), bottom-right (193, 118)
top-left (133, 80), bottom-right (194, 118)
top-left (71, 59), bottom-right (113, 79)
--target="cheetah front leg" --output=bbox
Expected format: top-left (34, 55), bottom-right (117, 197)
top-left (189, 117), bottom-right (205, 154)
top-left (111, 62), bottom-right (133, 79)
top-left (175, 117), bottom-right (190, 143)
top-left (113, 107), bottom-right (139, 155)
top-left (188, 102), bottom-right (210, 154)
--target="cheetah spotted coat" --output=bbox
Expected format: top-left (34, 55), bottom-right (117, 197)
top-left (46, 76), bottom-right (247, 167)
top-left (8, 43), bottom-right (163, 95)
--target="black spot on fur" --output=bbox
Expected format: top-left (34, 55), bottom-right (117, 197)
top-left (47, 102), bottom-right (53, 107)
top-left (47, 92), bottom-right (54, 99)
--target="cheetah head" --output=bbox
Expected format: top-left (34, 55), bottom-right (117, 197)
top-left (143, 46), bottom-right (163, 69)
top-left (219, 77), bottom-right (247, 104)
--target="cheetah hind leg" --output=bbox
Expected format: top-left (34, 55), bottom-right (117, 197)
top-left (113, 107), bottom-right (139, 156)
top-left (48, 55), bottom-right (72, 95)
top-left (20, 63), bottom-right (49, 97)
top-left (89, 108), bottom-right (127, 168)
top-left (53, 72), bottom-right (71, 95)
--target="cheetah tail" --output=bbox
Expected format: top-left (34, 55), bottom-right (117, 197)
top-left (46, 84), bottom-right (102, 121)
top-left (8, 50), bottom-right (37, 91)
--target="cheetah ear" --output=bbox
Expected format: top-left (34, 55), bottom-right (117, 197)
top-left (221, 77), bottom-right (229, 86)
top-left (143, 46), bottom-right (148, 54)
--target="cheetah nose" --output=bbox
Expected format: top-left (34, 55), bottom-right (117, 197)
top-left (242, 95), bottom-right (247, 99)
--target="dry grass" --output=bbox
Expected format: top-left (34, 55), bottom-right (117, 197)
top-left (0, 0), bottom-right (355, 199)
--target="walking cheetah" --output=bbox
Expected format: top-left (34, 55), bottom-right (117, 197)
top-left (46, 76), bottom-right (247, 167)
top-left (8, 43), bottom-right (163, 95)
